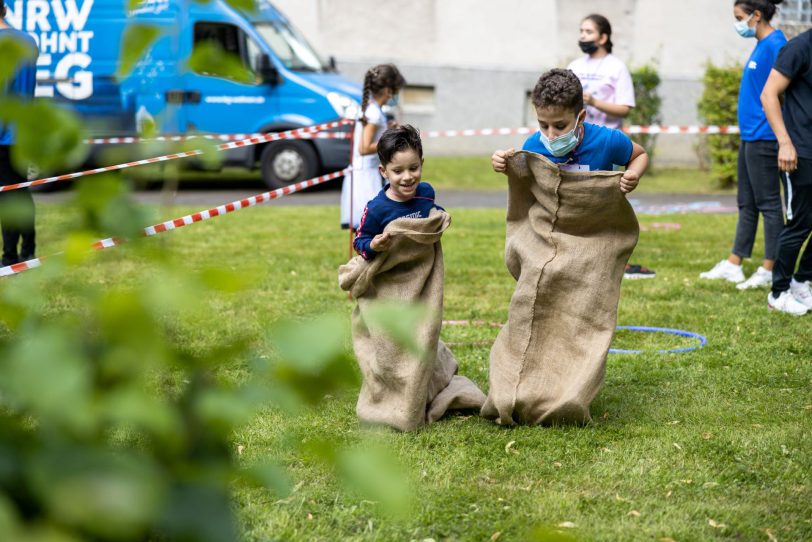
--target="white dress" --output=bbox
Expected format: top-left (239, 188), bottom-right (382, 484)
top-left (340, 99), bottom-right (387, 229)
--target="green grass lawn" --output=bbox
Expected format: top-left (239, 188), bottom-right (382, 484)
top-left (22, 202), bottom-right (812, 541)
top-left (147, 156), bottom-right (735, 195)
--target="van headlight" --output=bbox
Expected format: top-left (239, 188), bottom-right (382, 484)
top-left (327, 92), bottom-right (360, 119)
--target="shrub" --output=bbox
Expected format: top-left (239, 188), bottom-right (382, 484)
top-left (628, 64), bottom-right (662, 163)
top-left (698, 63), bottom-right (742, 188)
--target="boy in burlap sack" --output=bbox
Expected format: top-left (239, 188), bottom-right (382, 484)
top-left (339, 125), bottom-right (486, 431)
top-left (485, 69), bottom-right (649, 425)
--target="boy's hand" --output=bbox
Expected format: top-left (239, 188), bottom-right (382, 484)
top-left (370, 232), bottom-right (393, 252)
top-left (492, 148), bottom-right (515, 174)
top-left (620, 170), bottom-right (640, 193)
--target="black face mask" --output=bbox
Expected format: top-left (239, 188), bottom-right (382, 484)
top-left (578, 40), bottom-right (599, 54)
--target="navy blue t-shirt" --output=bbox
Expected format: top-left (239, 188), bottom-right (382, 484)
top-left (354, 182), bottom-right (443, 260)
top-left (738, 30), bottom-right (787, 141)
top-left (522, 122), bottom-right (633, 172)
top-left (772, 29), bottom-right (812, 159)
top-left (0, 29), bottom-right (38, 146)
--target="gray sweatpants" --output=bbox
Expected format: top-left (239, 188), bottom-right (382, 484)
top-left (732, 140), bottom-right (784, 262)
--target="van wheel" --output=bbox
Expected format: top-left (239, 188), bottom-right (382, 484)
top-left (260, 140), bottom-right (318, 190)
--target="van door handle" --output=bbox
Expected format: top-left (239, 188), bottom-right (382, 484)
top-left (165, 90), bottom-right (202, 104)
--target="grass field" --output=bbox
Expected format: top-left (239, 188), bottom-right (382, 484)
top-left (159, 156), bottom-right (735, 195)
top-left (18, 201), bottom-right (812, 541)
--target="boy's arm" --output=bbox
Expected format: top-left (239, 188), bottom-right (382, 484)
top-left (353, 208), bottom-right (391, 260)
top-left (620, 141), bottom-right (649, 194)
top-left (761, 69), bottom-right (796, 172)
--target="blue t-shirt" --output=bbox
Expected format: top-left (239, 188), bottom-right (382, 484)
top-left (353, 182), bottom-right (444, 260)
top-left (738, 30), bottom-right (787, 142)
top-left (521, 122), bottom-right (633, 172)
top-left (0, 29), bottom-right (38, 146)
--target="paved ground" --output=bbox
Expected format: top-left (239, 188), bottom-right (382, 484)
top-left (33, 184), bottom-right (738, 215)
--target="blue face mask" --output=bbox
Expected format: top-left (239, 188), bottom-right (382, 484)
top-left (387, 94), bottom-right (400, 107)
top-left (735, 14), bottom-right (756, 38)
top-left (539, 121), bottom-right (581, 157)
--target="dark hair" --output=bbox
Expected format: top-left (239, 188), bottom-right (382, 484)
top-left (583, 14), bottom-right (613, 53)
top-left (531, 69), bottom-right (584, 114)
top-left (377, 124), bottom-right (423, 166)
top-left (360, 64), bottom-right (405, 125)
top-left (0, 0), bottom-right (6, 18)
top-left (734, 0), bottom-right (784, 22)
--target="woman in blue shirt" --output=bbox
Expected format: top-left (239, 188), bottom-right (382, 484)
top-left (700, 0), bottom-right (787, 290)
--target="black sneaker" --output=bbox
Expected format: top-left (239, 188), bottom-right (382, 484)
top-left (624, 263), bottom-right (656, 280)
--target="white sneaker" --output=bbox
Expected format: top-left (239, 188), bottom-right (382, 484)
top-left (790, 279), bottom-right (812, 309)
top-left (699, 259), bottom-right (745, 283)
top-left (768, 290), bottom-right (809, 316)
top-left (736, 266), bottom-right (772, 290)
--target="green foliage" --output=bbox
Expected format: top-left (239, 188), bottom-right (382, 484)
top-left (698, 63), bottom-right (742, 188)
top-left (117, 24), bottom-right (162, 79)
top-left (0, 35), bottom-right (38, 87)
top-left (188, 42), bottom-right (256, 84)
top-left (629, 64), bottom-right (663, 162)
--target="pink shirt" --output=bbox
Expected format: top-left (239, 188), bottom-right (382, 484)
top-left (567, 54), bottom-right (636, 129)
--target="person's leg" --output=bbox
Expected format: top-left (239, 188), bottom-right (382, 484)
top-left (732, 141), bottom-right (758, 262)
top-left (17, 188), bottom-right (35, 261)
top-left (770, 158), bottom-right (812, 312)
top-left (0, 145), bottom-right (22, 267)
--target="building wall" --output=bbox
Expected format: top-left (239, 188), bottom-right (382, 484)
top-left (274, 0), bottom-right (756, 164)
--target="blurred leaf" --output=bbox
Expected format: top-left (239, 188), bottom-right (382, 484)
top-left (118, 24), bottom-right (161, 79)
top-left (188, 42), bottom-right (255, 84)
top-left (0, 35), bottom-right (37, 87)
top-left (364, 301), bottom-right (430, 357)
top-left (72, 174), bottom-right (151, 238)
top-left (198, 267), bottom-right (248, 293)
top-left (526, 525), bottom-right (579, 542)
top-left (337, 447), bottom-right (411, 518)
top-left (159, 481), bottom-right (237, 542)
top-left (243, 463), bottom-right (291, 498)
top-left (180, 137), bottom-right (223, 170)
top-left (0, 100), bottom-right (87, 175)
top-left (223, 0), bottom-right (257, 12)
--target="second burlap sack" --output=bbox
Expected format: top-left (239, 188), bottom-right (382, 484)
top-left (339, 209), bottom-right (486, 432)
top-left (481, 151), bottom-right (639, 426)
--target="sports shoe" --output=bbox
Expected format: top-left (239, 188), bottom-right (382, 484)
top-left (768, 290), bottom-right (808, 316)
top-left (699, 259), bottom-right (745, 283)
top-left (790, 279), bottom-right (812, 309)
top-left (736, 266), bottom-right (772, 290)
top-left (624, 263), bottom-right (656, 280)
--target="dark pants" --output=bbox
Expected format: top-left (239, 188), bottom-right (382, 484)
top-left (0, 145), bottom-right (36, 267)
top-left (772, 157), bottom-right (812, 295)
top-left (732, 140), bottom-right (784, 261)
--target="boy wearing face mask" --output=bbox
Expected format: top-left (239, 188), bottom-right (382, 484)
top-left (492, 68), bottom-right (648, 193)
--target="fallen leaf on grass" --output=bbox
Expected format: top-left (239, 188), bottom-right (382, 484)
top-left (803, 404), bottom-right (812, 411)
top-left (505, 441), bottom-right (518, 455)
top-left (557, 522), bottom-right (576, 528)
top-left (601, 447), bottom-right (612, 453)
top-left (708, 519), bottom-right (727, 529)
top-left (703, 482), bottom-right (719, 488)
top-left (628, 510), bottom-right (641, 517)
top-left (307, 513), bottom-right (313, 520)
top-left (702, 432), bottom-right (713, 440)
top-left (668, 420), bottom-right (681, 425)
top-left (673, 442), bottom-right (683, 451)
top-left (665, 490), bottom-right (673, 498)
top-left (236, 444), bottom-right (245, 455)
top-left (553, 461), bottom-right (563, 468)
top-left (615, 494), bottom-right (631, 503)
top-left (490, 532), bottom-right (502, 541)
top-left (752, 423), bottom-right (764, 428)
top-left (659, 538), bottom-right (677, 542)
top-left (764, 528), bottom-right (778, 541)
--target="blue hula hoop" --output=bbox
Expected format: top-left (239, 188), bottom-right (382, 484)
top-left (610, 326), bottom-right (707, 355)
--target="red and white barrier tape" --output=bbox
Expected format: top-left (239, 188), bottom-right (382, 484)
top-left (0, 167), bottom-right (351, 277)
top-left (83, 124), bottom-right (739, 146)
top-left (84, 132), bottom-right (351, 145)
top-left (0, 119), bottom-right (352, 193)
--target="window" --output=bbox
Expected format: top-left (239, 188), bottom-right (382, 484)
top-left (400, 85), bottom-right (436, 115)
top-left (778, 0), bottom-right (812, 36)
top-left (193, 22), bottom-right (262, 82)
top-left (254, 22), bottom-right (326, 72)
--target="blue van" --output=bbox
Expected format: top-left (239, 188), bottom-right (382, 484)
top-left (6, 0), bottom-right (361, 188)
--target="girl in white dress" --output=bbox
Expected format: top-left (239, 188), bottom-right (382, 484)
top-left (340, 64), bottom-right (406, 230)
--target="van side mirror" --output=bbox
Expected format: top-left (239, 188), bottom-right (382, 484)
top-left (328, 55), bottom-right (337, 72)
top-left (257, 54), bottom-right (282, 86)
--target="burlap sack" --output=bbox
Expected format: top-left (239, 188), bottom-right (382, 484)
top-left (481, 151), bottom-right (639, 426)
top-left (339, 209), bottom-right (486, 431)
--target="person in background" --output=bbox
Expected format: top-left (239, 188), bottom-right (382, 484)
top-left (340, 64), bottom-right (405, 231)
top-left (700, 0), bottom-right (787, 290)
top-left (568, 14), bottom-right (653, 280)
top-left (0, 0), bottom-right (38, 267)
top-left (761, 27), bottom-right (812, 316)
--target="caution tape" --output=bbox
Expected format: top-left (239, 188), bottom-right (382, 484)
top-left (0, 167), bottom-right (351, 278)
top-left (84, 132), bottom-right (351, 145)
top-left (84, 124), bottom-right (739, 146)
top-left (0, 119), bottom-right (352, 193)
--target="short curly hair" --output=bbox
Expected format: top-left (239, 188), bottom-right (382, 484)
top-left (531, 69), bottom-right (584, 114)
top-left (377, 124), bottom-right (423, 167)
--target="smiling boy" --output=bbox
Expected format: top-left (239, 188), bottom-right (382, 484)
top-left (353, 124), bottom-right (444, 260)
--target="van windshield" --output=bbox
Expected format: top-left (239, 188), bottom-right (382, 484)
top-left (254, 22), bottom-right (328, 72)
